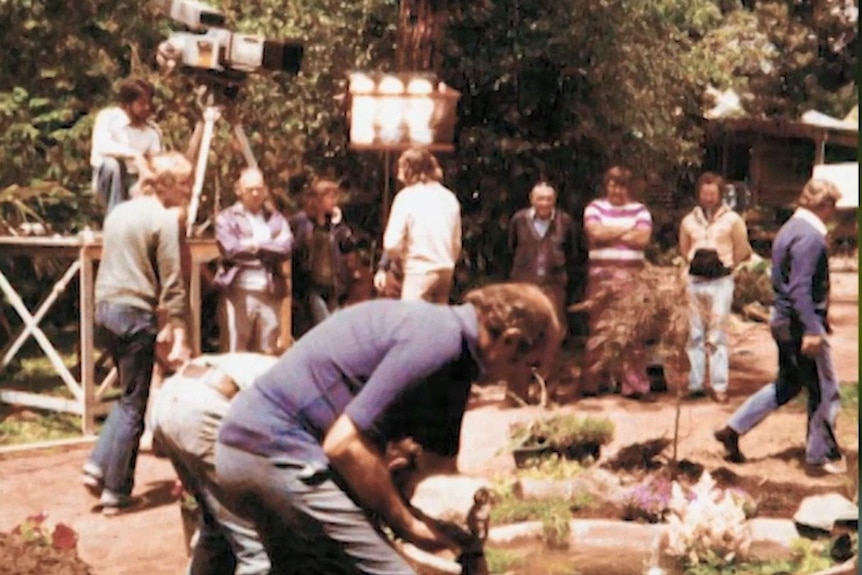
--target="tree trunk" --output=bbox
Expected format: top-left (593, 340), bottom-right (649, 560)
top-left (397, 0), bottom-right (447, 73)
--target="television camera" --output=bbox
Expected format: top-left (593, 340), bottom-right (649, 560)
top-left (155, 0), bottom-right (303, 79)
top-left (154, 0), bottom-right (304, 235)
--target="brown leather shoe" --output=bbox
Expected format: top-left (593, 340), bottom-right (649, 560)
top-left (711, 390), bottom-right (729, 404)
top-left (714, 426), bottom-right (745, 463)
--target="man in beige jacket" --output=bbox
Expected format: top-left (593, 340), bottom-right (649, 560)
top-left (679, 172), bottom-right (752, 403)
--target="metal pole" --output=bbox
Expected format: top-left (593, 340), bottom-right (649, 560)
top-left (232, 123), bottom-right (259, 171)
top-left (187, 102), bottom-right (221, 236)
top-left (382, 150), bottom-right (392, 226)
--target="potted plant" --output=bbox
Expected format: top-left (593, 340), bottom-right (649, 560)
top-left (508, 414), bottom-right (615, 467)
top-left (508, 421), bottom-right (555, 468)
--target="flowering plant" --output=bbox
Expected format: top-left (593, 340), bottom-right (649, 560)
top-left (622, 475), bottom-right (673, 523)
top-left (665, 472), bottom-right (752, 567)
top-left (11, 512), bottom-right (78, 551)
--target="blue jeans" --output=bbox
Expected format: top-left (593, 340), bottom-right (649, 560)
top-left (687, 275), bottom-right (734, 392)
top-left (88, 303), bottom-right (157, 495)
top-left (727, 323), bottom-right (842, 465)
top-left (215, 443), bottom-right (416, 575)
top-left (93, 158), bottom-right (137, 218)
top-left (153, 371), bottom-right (270, 575)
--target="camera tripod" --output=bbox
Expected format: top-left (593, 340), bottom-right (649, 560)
top-left (186, 80), bottom-right (258, 236)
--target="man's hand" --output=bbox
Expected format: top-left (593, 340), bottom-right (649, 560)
top-left (240, 238), bottom-right (259, 253)
top-left (401, 516), bottom-right (461, 554)
top-left (161, 325), bottom-right (191, 369)
top-left (801, 334), bottom-right (824, 357)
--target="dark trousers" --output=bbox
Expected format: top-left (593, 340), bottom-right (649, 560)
top-left (88, 303), bottom-right (157, 495)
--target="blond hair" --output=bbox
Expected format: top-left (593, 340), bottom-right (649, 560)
top-left (797, 178), bottom-right (842, 209)
top-left (138, 152), bottom-right (193, 200)
top-left (397, 147), bottom-right (443, 185)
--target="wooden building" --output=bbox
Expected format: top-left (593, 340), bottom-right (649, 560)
top-left (702, 115), bottom-right (858, 208)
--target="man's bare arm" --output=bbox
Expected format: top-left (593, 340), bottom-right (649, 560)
top-left (322, 415), bottom-right (458, 553)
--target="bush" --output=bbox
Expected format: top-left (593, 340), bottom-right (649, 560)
top-left (582, 264), bottom-right (690, 383)
top-left (732, 258), bottom-right (773, 312)
top-left (1, 514), bottom-right (92, 575)
top-left (508, 414), bottom-right (615, 452)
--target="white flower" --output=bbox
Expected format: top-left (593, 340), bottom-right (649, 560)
top-left (664, 472), bottom-right (752, 566)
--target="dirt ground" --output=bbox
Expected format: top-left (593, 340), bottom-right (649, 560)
top-left (0, 271), bottom-right (857, 575)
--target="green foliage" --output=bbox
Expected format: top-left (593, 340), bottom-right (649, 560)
top-left (839, 381), bottom-right (858, 411)
top-left (508, 414), bottom-right (615, 451)
top-left (0, 408), bottom-right (82, 445)
top-left (742, 0), bottom-right (858, 118)
top-left (515, 454), bottom-right (587, 482)
top-left (586, 264), bottom-right (691, 377)
top-left (489, 495), bottom-right (573, 549)
top-left (682, 535), bottom-right (837, 575)
top-left (483, 547), bottom-right (520, 575)
top-left (0, 0), bottom-right (853, 293)
top-left (732, 258), bottom-right (774, 312)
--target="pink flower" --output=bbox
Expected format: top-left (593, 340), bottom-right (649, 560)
top-left (51, 523), bottom-right (78, 551)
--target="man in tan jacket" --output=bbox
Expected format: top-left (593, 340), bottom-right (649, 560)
top-left (679, 172), bottom-right (752, 403)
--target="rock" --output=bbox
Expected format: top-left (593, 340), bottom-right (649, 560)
top-left (410, 475), bottom-right (492, 525)
top-left (811, 557), bottom-right (858, 575)
top-left (395, 541), bottom-right (460, 575)
top-left (747, 518), bottom-right (799, 562)
top-left (794, 494), bottom-right (858, 533)
top-left (578, 467), bottom-right (627, 504)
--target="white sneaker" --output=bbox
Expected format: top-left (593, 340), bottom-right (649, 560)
top-left (100, 489), bottom-right (141, 516)
top-left (139, 429), bottom-right (154, 452)
top-left (821, 457), bottom-right (848, 475)
top-left (81, 462), bottom-right (103, 497)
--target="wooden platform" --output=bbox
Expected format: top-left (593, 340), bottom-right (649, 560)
top-left (0, 235), bottom-right (220, 433)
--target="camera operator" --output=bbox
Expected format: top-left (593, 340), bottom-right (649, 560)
top-left (90, 77), bottom-right (164, 219)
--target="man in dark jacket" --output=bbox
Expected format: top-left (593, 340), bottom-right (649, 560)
top-left (289, 178), bottom-right (355, 337)
top-left (507, 180), bottom-right (581, 337)
top-left (714, 178), bottom-right (845, 474)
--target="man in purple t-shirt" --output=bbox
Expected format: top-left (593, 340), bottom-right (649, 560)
top-left (215, 283), bottom-right (560, 574)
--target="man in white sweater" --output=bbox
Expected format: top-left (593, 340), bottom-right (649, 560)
top-left (375, 147), bottom-right (461, 303)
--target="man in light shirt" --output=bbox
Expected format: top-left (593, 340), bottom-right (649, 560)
top-left (214, 168), bottom-right (293, 354)
top-left (90, 77), bottom-right (163, 217)
top-left (678, 171), bottom-right (752, 403)
top-left (152, 353), bottom-right (277, 575)
top-left (374, 147), bottom-right (461, 303)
